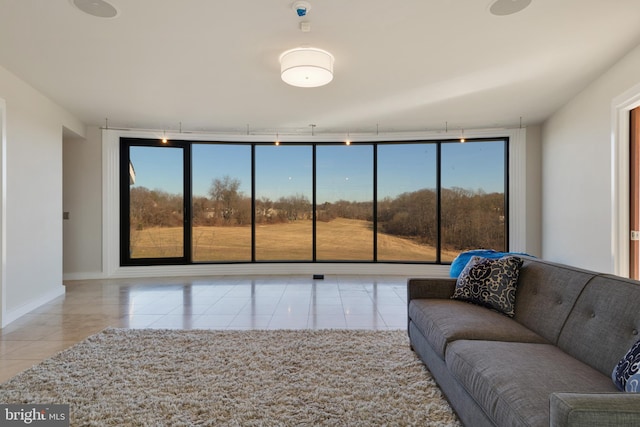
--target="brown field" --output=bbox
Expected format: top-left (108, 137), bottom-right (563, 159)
top-left (130, 218), bottom-right (459, 262)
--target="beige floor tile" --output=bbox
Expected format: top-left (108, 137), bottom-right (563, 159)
top-left (0, 359), bottom-right (41, 383)
top-left (0, 275), bottom-right (410, 383)
top-left (2, 341), bottom-right (76, 360)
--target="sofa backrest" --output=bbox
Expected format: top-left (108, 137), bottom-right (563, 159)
top-left (513, 257), bottom-right (597, 344)
top-left (557, 275), bottom-right (640, 376)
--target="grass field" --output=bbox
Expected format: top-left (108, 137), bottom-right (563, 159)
top-left (130, 218), bottom-right (459, 262)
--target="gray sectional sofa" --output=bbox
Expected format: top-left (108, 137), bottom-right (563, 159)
top-left (407, 256), bottom-right (640, 427)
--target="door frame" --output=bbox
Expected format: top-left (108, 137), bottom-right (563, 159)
top-left (0, 98), bottom-right (6, 327)
top-left (630, 108), bottom-right (640, 279)
top-left (612, 83), bottom-right (640, 277)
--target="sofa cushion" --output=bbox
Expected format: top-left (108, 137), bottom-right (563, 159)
top-left (513, 258), bottom-right (597, 344)
top-left (612, 338), bottom-right (640, 392)
top-left (446, 340), bottom-right (619, 427)
top-left (452, 255), bottom-right (524, 317)
top-left (558, 275), bottom-right (640, 377)
top-left (408, 299), bottom-right (547, 359)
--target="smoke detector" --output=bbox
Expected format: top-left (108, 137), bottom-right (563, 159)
top-left (293, 1), bottom-right (311, 17)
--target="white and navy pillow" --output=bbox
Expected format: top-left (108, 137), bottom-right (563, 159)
top-left (451, 255), bottom-right (524, 317)
top-left (612, 339), bottom-right (640, 392)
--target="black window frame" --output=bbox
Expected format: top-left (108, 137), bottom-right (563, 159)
top-left (119, 137), bottom-right (509, 266)
top-left (120, 138), bottom-right (192, 266)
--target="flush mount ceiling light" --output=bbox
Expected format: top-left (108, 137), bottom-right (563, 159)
top-left (279, 47), bottom-right (334, 88)
top-left (489, 0), bottom-right (532, 16)
top-left (71, 0), bottom-right (118, 18)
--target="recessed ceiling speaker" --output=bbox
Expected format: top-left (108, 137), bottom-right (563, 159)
top-left (71, 0), bottom-right (119, 18)
top-left (489, 0), bottom-right (532, 16)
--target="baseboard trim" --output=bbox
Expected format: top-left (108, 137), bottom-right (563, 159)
top-left (2, 286), bottom-right (65, 328)
top-left (108, 263), bottom-right (451, 280)
top-left (64, 264), bottom-right (452, 281)
top-left (63, 272), bottom-right (106, 281)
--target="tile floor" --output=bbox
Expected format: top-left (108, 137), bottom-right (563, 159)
top-left (0, 275), bottom-right (409, 383)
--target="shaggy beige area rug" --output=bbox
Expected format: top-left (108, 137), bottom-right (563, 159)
top-left (0, 329), bottom-right (460, 426)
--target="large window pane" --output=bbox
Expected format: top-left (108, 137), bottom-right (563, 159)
top-left (121, 137), bottom-right (509, 266)
top-left (128, 145), bottom-right (184, 259)
top-left (316, 145), bottom-right (373, 261)
top-left (255, 145), bottom-right (312, 260)
top-left (377, 144), bottom-right (437, 261)
top-left (441, 140), bottom-right (507, 262)
top-left (192, 144), bottom-right (252, 262)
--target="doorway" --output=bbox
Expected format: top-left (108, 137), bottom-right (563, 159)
top-left (631, 107), bottom-right (640, 279)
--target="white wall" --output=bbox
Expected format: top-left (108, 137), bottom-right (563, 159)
top-left (525, 125), bottom-right (542, 257)
top-left (542, 42), bottom-right (640, 273)
top-left (63, 126), bottom-right (102, 277)
top-left (0, 65), bottom-right (84, 326)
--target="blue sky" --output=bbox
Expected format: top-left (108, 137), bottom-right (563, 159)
top-left (316, 146), bottom-right (373, 202)
top-left (129, 141), bottom-right (505, 201)
top-left (130, 146), bottom-right (184, 193)
top-left (441, 141), bottom-right (505, 193)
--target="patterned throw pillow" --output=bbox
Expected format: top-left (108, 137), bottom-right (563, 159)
top-left (451, 255), bottom-right (524, 317)
top-left (612, 339), bottom-right (640, 392)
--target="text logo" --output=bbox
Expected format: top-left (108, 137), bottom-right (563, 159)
top-left (0, 405), bottom-right (69, 426)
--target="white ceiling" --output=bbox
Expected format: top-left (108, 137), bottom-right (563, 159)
top-left (1, 0), bottom-right (640, 136)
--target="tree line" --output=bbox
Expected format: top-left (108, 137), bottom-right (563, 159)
top-left (130, 176), bottom-right (505, 251)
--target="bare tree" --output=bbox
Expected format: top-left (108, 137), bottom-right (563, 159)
top-left (209, 176), bottom-right (243, 223)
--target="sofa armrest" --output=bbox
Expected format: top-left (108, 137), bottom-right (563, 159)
top-left (407, 278), bottom-right (457, 301)
top-left (550, 392), bottom-right (640, 427)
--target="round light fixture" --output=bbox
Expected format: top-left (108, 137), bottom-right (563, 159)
top-left (71, 0), bottom-right (118, 18)
top-left (279, 47), bottom-right (334, 88)
top-left (489, 0), bottom-right (531, 16)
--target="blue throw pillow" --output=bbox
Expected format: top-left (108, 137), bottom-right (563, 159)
top-left (612, 339), bottom-right (640, 392)
top-left (450, 249), bottom-right (532, 278)
top-left (449, 250), bottom-right (511, 278)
